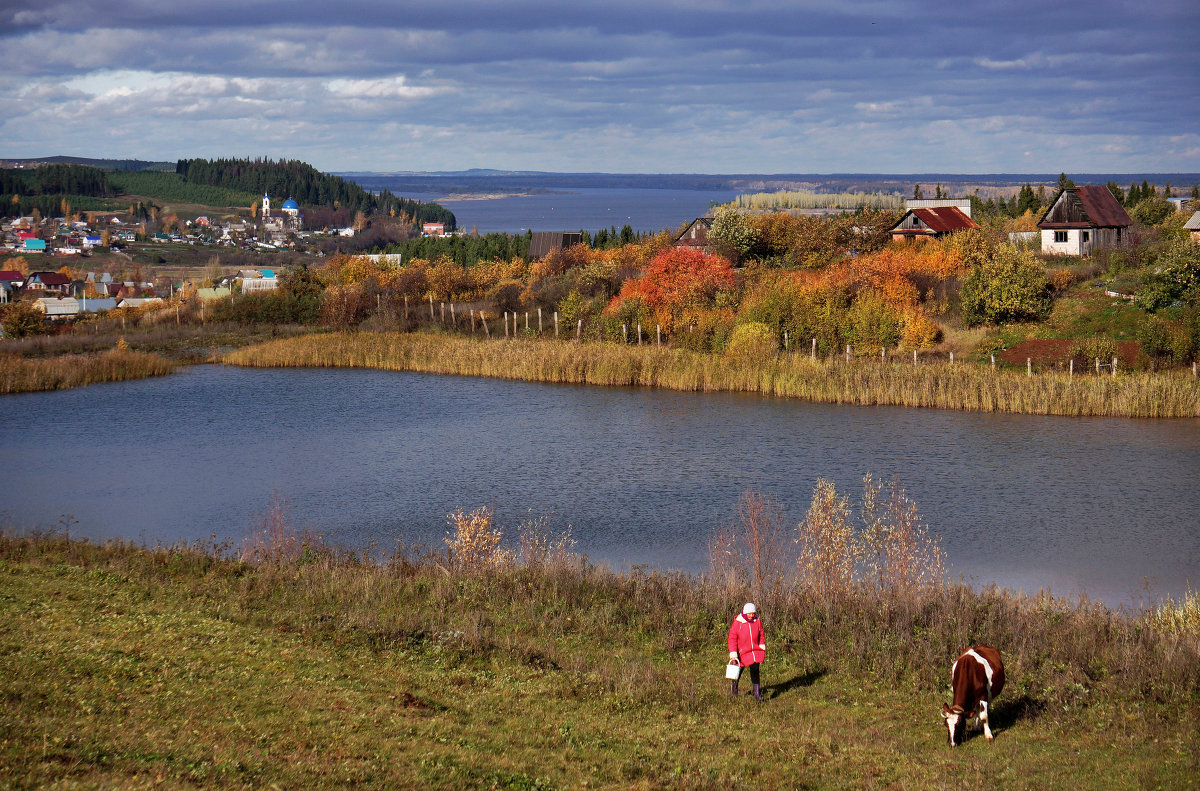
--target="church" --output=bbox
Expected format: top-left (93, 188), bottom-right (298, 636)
top-left (260, 193), bottom-right (304, 234)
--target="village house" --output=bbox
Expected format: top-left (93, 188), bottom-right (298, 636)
top-left (528, 231), bottom-right (583, 260)
top-left (1184, 211), bottom-right (1200, 244)
top-left (1037, 186), bottom-right (1132, 257)
top-left (422, 222), bottom-right (446, 236)
top-left (24, 271), bottom-right (70, 294)
top-left (673, 217), bottom-right (714, 252)
top-left (889, 206), bottom-right (979, 242)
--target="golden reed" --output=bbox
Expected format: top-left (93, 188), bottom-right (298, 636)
top-left (0, 349), bottom-right (176, 394)
top-left (224, 332), bottom-right (1200, 419)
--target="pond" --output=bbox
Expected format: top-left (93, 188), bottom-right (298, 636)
top-left (2, 365), bottom-right (1197, 607)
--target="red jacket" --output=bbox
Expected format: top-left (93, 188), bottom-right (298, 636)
top-left (727, 613), bottom-right (765, 665)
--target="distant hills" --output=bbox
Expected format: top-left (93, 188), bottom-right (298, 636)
top-left (0, 156), bottom-right (175, 172)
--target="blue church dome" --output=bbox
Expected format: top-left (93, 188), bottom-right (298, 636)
top-left (281, 198), bottom-right (299, 210)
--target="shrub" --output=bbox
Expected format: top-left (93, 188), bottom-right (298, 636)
top-left (725, 321), bottom-right (777, 363)
top-left (1136, 314), bottom-right (1197, 366)
top-left (445, 506), bottom-right (510, 571)
top-left (1136, 237), bottom-right (1200, 311)
top-left (843, 290), bottom-right (902, 352)
top-left (796, 479), bottom-right (858, 599)
top-left (0, 301), bottom-right (49, 338)
top-left (1070, 335), bottom-right (1119, 366)
top-left (960, 243), bottom-right (1050, 326)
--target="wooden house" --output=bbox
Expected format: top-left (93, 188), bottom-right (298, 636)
top-left (673, 217), bottom-right (714, 251)
top-left (528, 231), bottom-right (583, 260)
top-left (1183, 211), bottom-right (1200, 243)
top-left (889, 207), bottom-right (979, 242)
top-left (1037, 186), bottom-right (1132, 257)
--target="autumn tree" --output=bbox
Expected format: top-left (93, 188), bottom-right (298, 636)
top-left (960, 244), bottom-right (1050, 325)
top-left (708, 206), bottom-right (757, 264)
top-left (606, 246), bottom-right (736, 332)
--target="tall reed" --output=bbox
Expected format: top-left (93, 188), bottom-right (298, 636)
top-left (224, 331), bottom-right (1200, 418)
top-left (0, 348), bottom-right (176, 394)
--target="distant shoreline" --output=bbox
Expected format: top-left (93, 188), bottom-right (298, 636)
top-left (436, 189), bottom-right (567, 201)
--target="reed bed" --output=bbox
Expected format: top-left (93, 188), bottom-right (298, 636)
top-left (0, 348), bottom-right (176, 394)
top-left (224, 332), bottom-right (1200, 418)
top-left (732, 189), bottom-right (904, 211)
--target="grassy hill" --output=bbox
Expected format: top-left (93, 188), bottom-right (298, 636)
top-left (1, 529), bottom-right (1196, 790)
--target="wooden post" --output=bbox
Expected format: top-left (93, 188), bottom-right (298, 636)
top-left (440, 302), bottom-right (445, 323)
top-left (990, 353), bottom-right (995, 370)
top-left (1027, 358), bottom-right (1032, 377)
top-left (881, 347), bottom-right (885, 360)
top-left (656, 324), bottom-right (661, 346)
top-left (404, 294), bottom-right (409, 320)
top-left (554, 311), bottom-right (559, 338)
top-left (450, 303), bottom-right (456, 326)
top-left (1112, 356), bottom-right (1118, 377)
top-left (175, 303), bottom-right (180, 326)
top-left (577, 319), bottom-right (582, 341)
top-left (950, 351), bottom-right (955, 365)
top-left (811, 338), bottom-right (816, 359)
top-left (783, 331), bottom-right (788, 351)
top-left (637, 324), bottom-right (642, 346)
top-left (428, 294), bottom-right (434, 321)
top-left (913, 349), bottom-right (918, 365)
top-left (525, 311), bottom-right (529, 331)
top-left (470, 309), bottom-right (476, 332)
top-left (538, 308), bottom-right (543, 334)
top-left (622, 323), bottom-right (628, 344)
top-left (377, 294), bottom-right (381, 314)
top-left (481, 310), bottom-right (489, 337)
top-left (1069, 358), bottom-right (1074, 379)
top-left (1095, 357), bottom-right (1100, 374)
top-left (845, 344), bottom-right (850, 363)
top-left (121, 314), bottom-right (125, 331)
top-left (1194, 361), bottom-right (1197, 377)
top-left (504, 311), bottom-right (509, 339)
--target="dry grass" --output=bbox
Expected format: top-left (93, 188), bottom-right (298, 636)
top-left (225, 331), bottom-right (1200, 418)
top-left (0, 347), bottom-right (176, 393)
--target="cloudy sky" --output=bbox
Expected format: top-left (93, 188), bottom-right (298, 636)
top-left (2, 0), bottom-right (1198, 174)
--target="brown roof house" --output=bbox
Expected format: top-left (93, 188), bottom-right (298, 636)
top-left (1182, 211), bottom-right (1200, 244)
top-left (889, 207), bottom-right (979, 242)
top-left (673, 217), bottom-right (714, 251)
top-left (528, 231), bottom-right (582, 260)
top-left (1037, 186), bottom-right (1132, 257)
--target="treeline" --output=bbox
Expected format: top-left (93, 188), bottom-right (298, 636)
top-left (1, 164), bottom-right (113, 201)
top-left (107, 171), bottom-right (257, 208)
top-left (175, 157), bottom-right (456, 230)
top-left (381, 225), bottom-right (651, 268)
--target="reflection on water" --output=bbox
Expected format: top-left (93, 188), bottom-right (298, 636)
top-left (2, 365), bottom-right (1197, 606)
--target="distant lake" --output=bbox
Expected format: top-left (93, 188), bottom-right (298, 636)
top-left (392, 187), bottom-right (737, 234)
top-left (2, 366), bottom-right (1198, 608)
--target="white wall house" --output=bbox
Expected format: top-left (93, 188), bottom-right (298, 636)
top-left (1038, 186), bottom-right (1132, 257)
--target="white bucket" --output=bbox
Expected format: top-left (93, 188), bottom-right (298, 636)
top-left (725, 661), bottom-right (741, 680)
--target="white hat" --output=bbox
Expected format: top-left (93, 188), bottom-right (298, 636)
top-left (743, 602), bottom-right (756, 615)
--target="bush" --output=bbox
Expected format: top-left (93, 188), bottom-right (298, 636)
top-left (960, 244), bottom-right (1050, 326)
top-left (843, 290), bottom-right (902, 352)
top-left (1137, 314), bottom-right (1197, 367)
top-left (726, 321), bottom-right (777, 363)
top-left (1070, 336), bottom-right (1119, 366)
top-left (0, 301), bottom-right (49, 338)
top-left (1136, 237), bottom-right (1200, 311)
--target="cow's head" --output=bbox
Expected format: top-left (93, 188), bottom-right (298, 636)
top-left (941, 703), bottom-right (966, 747)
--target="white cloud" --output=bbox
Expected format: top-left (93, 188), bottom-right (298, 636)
top-left (324, 76), bottom-right (442, 100)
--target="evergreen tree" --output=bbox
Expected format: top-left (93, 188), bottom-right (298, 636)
top-left (1056, 172), bottom-right (1075, 191)
top-left (1106, 181), bottom-right (1125, 205)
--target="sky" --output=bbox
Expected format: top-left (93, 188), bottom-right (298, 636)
top-left (1, 0), bottom-right (1198, 175)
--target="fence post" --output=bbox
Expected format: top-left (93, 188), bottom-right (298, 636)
top-left (783, 331), bottom-right (788, 351)
top-left (441, 302), bottom-right (445, 324)
top-left (913, 349), bottom-right (918, 365)
top-left (525, 311), bottom-right (529, 332)
top-left (811, 338), bottom-right (816, 360)
top-left (481, 310), bottom-right (489, 337)
top-left (657, 324), bottom-right (661, 346)
top-left (504, 311), bottom-right (509, 339)
top-left (428, 294), bottom-right (434, 321)
top-left (554, 312), bottom-right (559, 338)
top-left (538, 308), bottom-right (543, 334)
top-left (1194, 361), bottom-right (1197, 378)
top-left (404, 294), bottom-right (409, 320)
top-left (1027, 358), bottom-right (1032, 377)
top-left (845, 344), bottom-right (850, 363)
top-left (451, 302), bottom-right (456, 327)
top-left (577, 319), bottom-right (582, 341)
top-left (1095, 357), bottom-right (1100, 374)
top-left (377, 294), bottom-right (381, 315)
top-left (950, 351), bottom-right (954, 365)
top-left (881, 347), bottom-right (885, 360)
top-left (637, 324), bottom-right (642, 346)
top-left (990, 353), bottom-right (995, 370)
top-left (1112, 355), bottom-right (1118, 377)
top-left (470, 309), bottom-right (476, 332)
top-left (176, 303), bottom-right (180, 326)
top-left (622, 323), bottom-right (628, 344)
top-left (1069, 358), bottom-right (1074, 380)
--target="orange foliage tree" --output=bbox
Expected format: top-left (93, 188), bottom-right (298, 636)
top-left (606, 247), bottom-right (736, 333)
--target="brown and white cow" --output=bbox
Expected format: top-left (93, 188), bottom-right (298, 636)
top-left (940, 644), bottom-right (1005, 747)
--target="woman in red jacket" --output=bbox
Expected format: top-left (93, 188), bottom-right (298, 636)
top-left (728, 602), bottom-right (766, 701)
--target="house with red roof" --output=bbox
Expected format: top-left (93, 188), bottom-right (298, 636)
top-left (889, 206), bottom-right (979, 242)
top-left (1037, 186), bottom-right (1132, 257)
top-left (24, 271), bottom-right (70, 294)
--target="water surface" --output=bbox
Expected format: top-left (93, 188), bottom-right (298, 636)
top-left (2, 366), bottom-right (1196, 607)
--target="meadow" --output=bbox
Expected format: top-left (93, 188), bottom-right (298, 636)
top-left (224, 330), bottom-right (1200, 418)
top-left (1, 506), bottom-right (1196, 790)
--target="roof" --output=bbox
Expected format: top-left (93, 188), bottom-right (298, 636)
top-left (528, 231), bottom-right (583, 260)
top-left (281, 198), bottom-right (299, 210)
top-left (0, 270), bottom-right (23, 282)
top-left (1038, 186), bottom-right (1132, 229)
top-left (1183, 211), bottom-right (1200, 231)
top-left (30, 271), bottom-right (69, 285)
top-left (892, 206), bottom-right (979, 235)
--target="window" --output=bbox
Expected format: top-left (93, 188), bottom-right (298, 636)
top-left (1054, 231), bottom-right (1068, 243)
top-left (1082, 231), bottom-right (1090, 243)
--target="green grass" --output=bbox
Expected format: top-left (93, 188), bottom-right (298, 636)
top-left (1, 533), bottom-right (1196, 790)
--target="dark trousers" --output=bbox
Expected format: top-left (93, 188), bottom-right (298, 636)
top-left (733, 662), bottom-right (760, 685)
